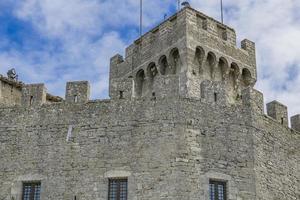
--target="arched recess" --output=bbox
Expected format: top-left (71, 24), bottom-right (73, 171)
top-left (169, 48), bottom-right (181, 74)
top-left (159, 55), bottom-right (169, 75)
top-left (195, 46), bottom-right (205, 75)
top-left (228, 63), bottom-right (240, 91)
top-left (241, 68), bottom-right (253, 87)
top-left (147, 62), bottom-right (158, 91)
top-left (215, 57), bottom-right (228, 81)
top-left (203, 52), bottom-right (216, 80)
top-left (135, 69), bottom-right (145, 97)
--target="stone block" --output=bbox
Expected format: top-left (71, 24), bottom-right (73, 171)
top-left (242, 87), bottom-right (264, 114)
top-left (21, 84), bottom-right (47, 106)
top-left (266, 101), bottom-right (288, 126)
top-left (65, 81), bottom-right (90, 103)
top-left (200, 80), bottom-right (227, 104)
top-left (291, 114), bottom-right (300, 132)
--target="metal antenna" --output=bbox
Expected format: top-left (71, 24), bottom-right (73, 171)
top-left (220, 0), bottom-right (224, 23)
top-left (140, 0), bottom-right (143, 37)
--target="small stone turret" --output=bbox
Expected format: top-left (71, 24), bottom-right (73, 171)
top-left (266, 101), bottom-right (288, 126)
top-left (21, 84), bottom-right (47, 106)
top-left (291, 114), bottom-right (300, 132)
top-left (65, 81), bottom-right (90, 103)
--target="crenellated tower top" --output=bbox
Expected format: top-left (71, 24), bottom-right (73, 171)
top-left (109, 6), bottom-right (257, 104)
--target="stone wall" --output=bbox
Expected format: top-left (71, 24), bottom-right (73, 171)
top-left (253, 114), bottom-right (300, 200)
top-left (0, 76), bottom-right (22, 106)
top-left (0, 94), bottom-right (254, 200)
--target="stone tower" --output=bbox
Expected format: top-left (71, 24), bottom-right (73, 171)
top-left (109, 7), bottom-right (256, 105)
top-left (0, 6), bottom-right (299, 200)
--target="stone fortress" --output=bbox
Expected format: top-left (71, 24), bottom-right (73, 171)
top-left (0, 6), bottom-right (299, 200)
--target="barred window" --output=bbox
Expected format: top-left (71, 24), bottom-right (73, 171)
top-left (22, 182), bottom-right (41, 200)
top-left (108, 178), bottom-right (128, 200)
top-left (209, 180), bottom-right (227, 200)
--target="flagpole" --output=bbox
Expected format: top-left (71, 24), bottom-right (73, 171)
top-left (220, 0), bottom-right (224, 23)
top-left (140, 0), bottom-right (143, 37)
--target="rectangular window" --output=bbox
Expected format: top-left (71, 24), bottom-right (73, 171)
top-left (108, 178), bottom-right (128, 200)
top-left (209, 180), bottom-right (227, 200)
top-left (22, 182), bottom-right (41, 200)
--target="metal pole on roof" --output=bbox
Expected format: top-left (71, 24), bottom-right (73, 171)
top-left (140, 0), bottom-right (143, 37)
top-left (220, 0), bottom-right (224, 23)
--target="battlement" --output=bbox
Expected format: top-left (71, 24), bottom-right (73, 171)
top-left (111, 7), bottom-right (255, 80)
top-left (109, 7), bottom-right (257, 106)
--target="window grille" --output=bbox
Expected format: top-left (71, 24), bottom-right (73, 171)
top-left (108, 178), bottom-right (128, 200)
top-left (22, 182), bottom-right (41, 200)
top-left (209, 180), bottom-right (227, 200)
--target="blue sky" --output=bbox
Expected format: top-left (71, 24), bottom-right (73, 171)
top-left (0, 0), bottom-right (300, 116)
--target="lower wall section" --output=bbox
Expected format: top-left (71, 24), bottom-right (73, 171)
top-left (0, 99), bottom-right (298, 199)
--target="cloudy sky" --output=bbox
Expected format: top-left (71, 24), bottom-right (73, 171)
top-left (0, 0), bottom-right (299, 116)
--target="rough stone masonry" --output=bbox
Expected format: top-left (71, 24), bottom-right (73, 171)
top-left (0, 6), bottom-right (299, 200)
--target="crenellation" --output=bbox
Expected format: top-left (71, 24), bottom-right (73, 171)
top-left (21, 83), bottom-right (47, 106)
top-left (291, 114), bottom-right (300, 132)
top-left (242, 87), bottom-right (264, 114)
top-left (266, 100), bottom-right (289, 126)
top-left (65, 81), bottom-right (90, 103)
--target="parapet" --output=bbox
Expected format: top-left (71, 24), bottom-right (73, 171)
top-left (185, 7), bottom-right (237, 45)
top-left (21, 84), bottom-right (47, 106)
top-left (242, 87), bottom-right (264, 114)
top-left (0, 75), bottom-right (23, 106)
top-left (267, 101), bottom-right (288, 126)
top-left (65, 81), bottom-right (90, 103)
top-left (291, 115), bottom-right (300, 132)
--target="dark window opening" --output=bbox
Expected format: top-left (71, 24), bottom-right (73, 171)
top-left (214, 93), bottom-right (218, 102)
top-left (209, 180), bottom-right (227, 200)
top-left (108, 178), bottom-right (128, 200)
top-left (22, 182), bottom-right (41, 200)
top-left (74, 95), bottom-right (78, 103)
top-left (119, 91), bottom-right (124, 99)
top-left (74, 196), bottom-right (77, 200)
top-left (281, 117), bottom-right (284, 125)
top-left (29, 96), bottom-right (34, 105)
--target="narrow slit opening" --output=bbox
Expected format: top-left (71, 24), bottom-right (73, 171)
top-left (119, 91), bottom-right (124, 99)
top-left (214, 93), bottom-right (218, 102)
top-left (74, 95), bottom-right (78, 103)
top-left (30, 96), bottom-right (34, 105)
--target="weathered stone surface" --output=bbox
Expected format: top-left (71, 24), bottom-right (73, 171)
top-left (0, 6), bottom-right (299, 200)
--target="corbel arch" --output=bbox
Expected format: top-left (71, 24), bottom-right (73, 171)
top-left (195, 46), bottom-right (205, 75)
top-left (146, 62), bottom-right (158, 92)
top-left (215, 57), bottom-right (229, 81)
top-left (228, 63), bottom-right (240, 89)
top-left (135, 69), bottom-right (145, 97)
top-left (158, 55), bottom-right (169, 75)
top-left (169, 48), bottom-right (181, 74)
top-left (203, 51), bottom-right (216, 80)
top-left (241, 68), bottom-right (253, 87)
